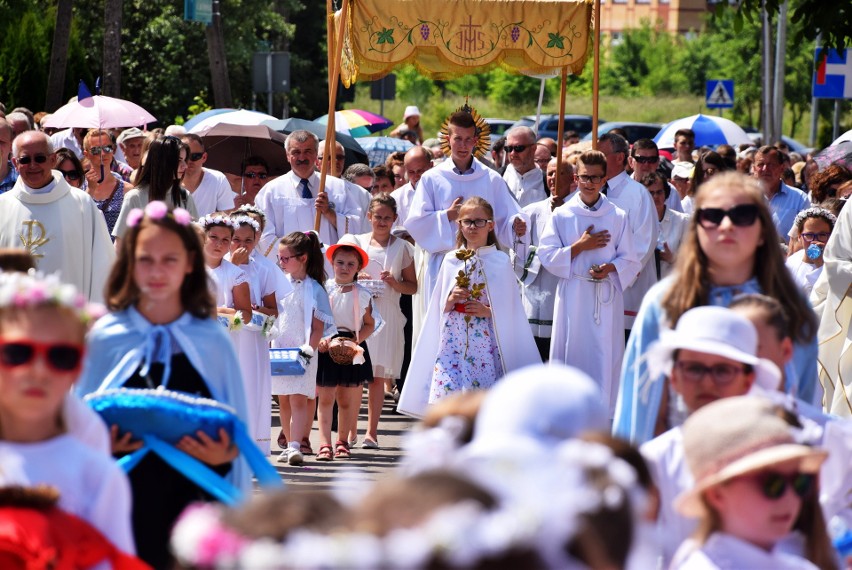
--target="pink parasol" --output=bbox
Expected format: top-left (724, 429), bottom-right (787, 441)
top-left (44, 81), bottom-right (156, 129)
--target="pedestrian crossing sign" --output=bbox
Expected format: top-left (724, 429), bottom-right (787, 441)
top-left (706, 80), bottom-right (734, 109)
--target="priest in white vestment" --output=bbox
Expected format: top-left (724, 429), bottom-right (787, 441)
top-left (406, 111), bottom-right (527, 298)
top-left (538, 150), bottom-right (640, 414)
top-left (0, 131), bottom-right (114, 302)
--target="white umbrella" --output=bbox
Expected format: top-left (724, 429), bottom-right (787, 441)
top-left (654, 114), bottom-right (751, 148)
top-left (831, 129), bottom-right (852, 147)
top-left (188, 109), bottom-right (278, 134)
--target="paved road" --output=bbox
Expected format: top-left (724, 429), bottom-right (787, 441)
top-left (267, 393), bottom-right (418, 492)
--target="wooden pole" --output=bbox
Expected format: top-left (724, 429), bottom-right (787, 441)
top-left (555, 67), bottom-right (568, 194)
top-left (316, 0), bottom-right (349, 231)
top-left (592, 0), bottom-right (601, 149)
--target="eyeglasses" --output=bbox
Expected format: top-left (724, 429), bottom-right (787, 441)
top-left (632, 155), bottom-right (659, 164)
top-left (16, 154), bottom-right (49, 165)
top-left (278, 253), bottom-right (303, 265)
top-left (458, 218), bottom-right (491, 228)
top-left (87, 145), bottom-right (114, 155)
top-left (244, 172), bottom-right (268, 180)
top-left (800, 231), bottom-right (831, 242)
top-left (504, 145), bottom-right (531, 154)
top-left (695, 204), bottom-right (760, 228)
top-left (744, 471), bottom-right (815, 501)
top-left (577, 174), bottom-right (604, 184)
top-left (59, 169), bottom-right (81, 181)
top-left (0, 340), bottom-right (84, 372)
top-left (188, 152), bottom-right (205, 162)
top-left (674, 360), bottom-right (749, 386)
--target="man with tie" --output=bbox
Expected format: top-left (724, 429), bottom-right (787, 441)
top-left (255, 130), bottom-right (360, 257)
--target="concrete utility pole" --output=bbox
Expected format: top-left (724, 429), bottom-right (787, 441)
top-left (206, 0), bottom-right (233, 108)
top-left (772, 0), bottom-right (788, 142)
top-left (761, 2), bottom-right (776, 145)
top-left (103, 0), bottom-right (123, 96)
top-left (46, 0), bottom-right (73, 110)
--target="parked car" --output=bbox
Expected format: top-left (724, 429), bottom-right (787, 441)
top-left (581, 121), bottom-right (663, 144)
top-left (511, 114), bottom-right (603, 140)
top-left (485, 118), bottom-right (516, 147)
top-left (742, 131), bottom-right (814, 156)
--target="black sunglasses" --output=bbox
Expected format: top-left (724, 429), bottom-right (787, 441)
top-left (695, 204), bottom-right (760, 228)
top-left (17, 154), bottom-right (49, 165)
top-left (632, 155), bottom-right (659, 164)
top-left (748, 471), bottom-right (815, 500)
top-left (188, 152), bottom-right (205, 162)
top-left (504, 144), bottom-right (531, 153)
top-left (59, 169), bottom-right (81, 181)
top-left (244, 172), bottom-right (268, 180)
top-left (0, 340), bottom-right (84, 372)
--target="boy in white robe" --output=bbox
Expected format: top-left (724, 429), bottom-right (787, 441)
top-left (538, 150), bottom-right (640, 414)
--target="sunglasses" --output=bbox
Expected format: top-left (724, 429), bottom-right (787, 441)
top-left (577, 174), bottom-right (604, 183)
top-left (800, 232), bottom-right (831, 243)
top-left (188, 152), bottom-right (205, 162)
top-left (504, 145), bottom-right (531, 153)
top-left (244, 172), bottom-right (268, 180)
top-left (59, 169), bottom-right (81, 181)
top-left (0, 340), bottom-right (84, 372)
top-left (695, 204), bottom-right (760, 228)
top-left (16, 154), bottom-right (49, 165)
top-left (674, 360), bottom-right (749, 386)
top-left (632, 155), bottom-right (659, 164)
top-left (458, 218), bottom-right (491, 228)
top-left (744, 471), bottom-right (815, 500)
top-left (87, 145), bottom-right (114, 155)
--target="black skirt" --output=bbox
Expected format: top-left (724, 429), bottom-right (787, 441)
top-left (317, 331), bottom-right (374, 387)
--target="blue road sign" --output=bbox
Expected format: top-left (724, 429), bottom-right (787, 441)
top-left (706, 80), bottom-right (734, 109)
top-left (814, 49), bottom-right (852, 99)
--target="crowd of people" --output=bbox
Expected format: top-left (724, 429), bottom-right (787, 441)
top-left (0, 99), bottom-right (850, 569)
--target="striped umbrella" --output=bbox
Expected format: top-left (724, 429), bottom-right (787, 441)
top-left (654, 114), bottom-right (751, 148)
top-left (315, 109), bottom-right (393, 137)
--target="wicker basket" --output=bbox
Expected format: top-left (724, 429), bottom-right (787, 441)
top-left (328, 337), bottom-right (360, 365)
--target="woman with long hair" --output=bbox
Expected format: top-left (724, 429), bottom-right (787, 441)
top-left (614, 172), bottom-right (818, 443)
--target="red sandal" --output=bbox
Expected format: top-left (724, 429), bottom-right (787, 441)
top-left (301, 437), bottom-right (314, 456)
top-left (334, 440), bottom-right (351, 459)
top-left (316, 444), bottom-right (333, 462)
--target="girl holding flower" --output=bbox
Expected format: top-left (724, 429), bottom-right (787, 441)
top-left (398, 197), bottom-right (540, 418)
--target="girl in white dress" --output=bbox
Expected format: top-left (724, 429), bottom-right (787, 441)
top-left (785, 207), bottom-right (835, 297)
top-left (339, 193), bottom-right (417, 448)
top-left (200, 214), bottom-right (251, 327)
top-left (227, 214), bottom-right (280, 456)
top-left (272, 231), bottom-right (335, 466)
top-left (672, 396), bottom-right (834, 570)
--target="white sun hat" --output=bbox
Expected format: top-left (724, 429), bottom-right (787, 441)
top-left (645, 305), bottom-right (781, 391)
top-left (403, 105), bottom-right (421, 120)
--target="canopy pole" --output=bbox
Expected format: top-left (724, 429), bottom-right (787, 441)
top-left (592, 0), bottom-right (601, 149)
top-left (555, 66), bottom-right (568, 194)
top-left (317, 0), bottom-right (349, 231)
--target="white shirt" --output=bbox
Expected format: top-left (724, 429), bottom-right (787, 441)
top-left (503, 163), bottom-right (547, 208)
top-left (391, 182), bottom-right (416, 229)
top-left (190, 167), bottom-right (235, 216)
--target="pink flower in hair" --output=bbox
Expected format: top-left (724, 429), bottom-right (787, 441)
top-left (145, 201), bottom-right (169, 220)
top-left (173, 208), bottom-right (192, 226)
top-left (127, 208), bottom-right (144, 228)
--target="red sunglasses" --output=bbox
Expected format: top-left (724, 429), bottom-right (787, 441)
top-left (0, 340), bottom-right (84, 372)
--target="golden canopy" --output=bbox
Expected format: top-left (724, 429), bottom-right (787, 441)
top-left (335, 0), bottom-right (594, 86)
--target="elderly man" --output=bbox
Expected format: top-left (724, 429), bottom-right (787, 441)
top-left (391, 146), bottom-right (432, 230)
top-left (0, 119), bottom-right (18, 194)
top-left (117, 127), bottom-right (145, 171)
top-left (518, 156), bottom-right (575, 360)
top-left (598, 133), bottom-right (658, 335)
top-left (752, 145), bottom-right (809, 240)
top-left (407, 111), bottom-right (527, 298)
top-left (180, 133), bottom-right (235, 216)
top-left (502, 126), bottom-right (547, 207)
top-left (0, 132), bottom-right (114, 301)
top-left (256, 130), bottom-right (360, 257)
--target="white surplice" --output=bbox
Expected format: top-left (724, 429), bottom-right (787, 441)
top-left (538, 192), bottom-right (640, 413)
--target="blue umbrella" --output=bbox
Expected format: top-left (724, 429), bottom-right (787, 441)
top-left (183, 108), bottom-right (237, 131)
top-left (356, 136), bottom-right (414, 167)
top-left (654, 114), bottom-right (751, 148)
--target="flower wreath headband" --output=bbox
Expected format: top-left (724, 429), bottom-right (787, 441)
top-left (439, 98), bottom-right (491, 160)
top-left (794, 206), bottom-right (837, 229)
top-left (0, 271), bottom-right (106, 325)
top-left (235, 204), bottom-right (266, 221)
top-left (198, 214), bottom-right (240, 232)
top-left (229, 215), bottom-right (260, 233)
top-left (127, 200), bottom-right (193, 228)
